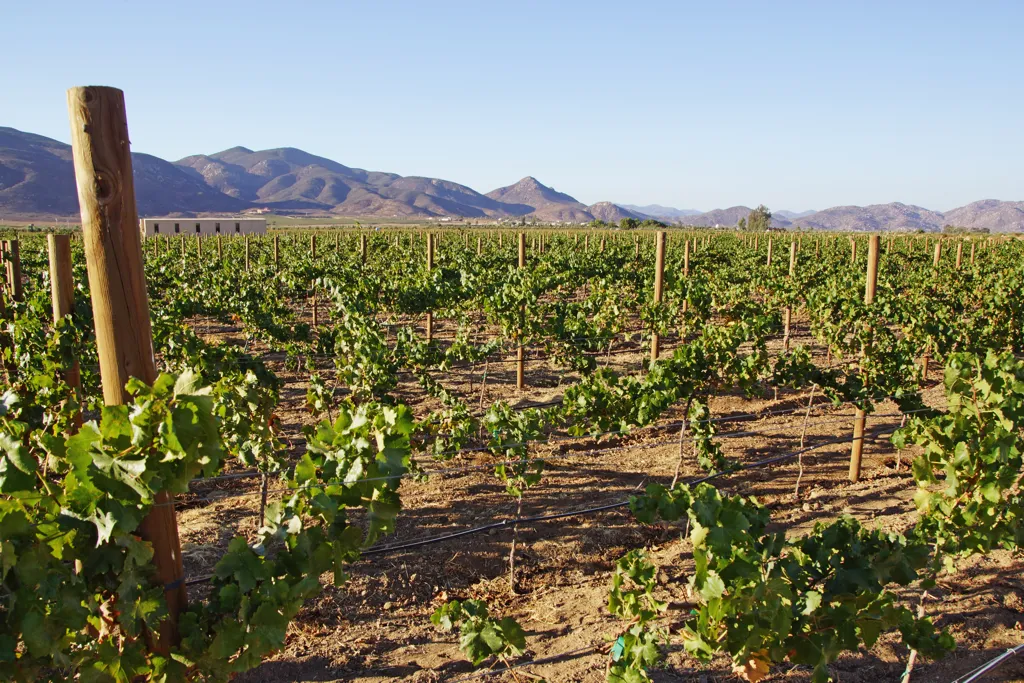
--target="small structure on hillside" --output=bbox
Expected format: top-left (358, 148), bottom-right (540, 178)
top-left (139, 217), bottom-right (267, 238)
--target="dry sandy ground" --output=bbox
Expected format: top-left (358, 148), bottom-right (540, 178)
top-left (174, 313), bottom-right (1024, 683)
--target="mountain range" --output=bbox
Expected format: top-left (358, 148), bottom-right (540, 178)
top-left (1, 126), bottom-right (1022, 232)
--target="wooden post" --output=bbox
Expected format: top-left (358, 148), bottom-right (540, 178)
top-left (477, 235), bottom-right (483, 256)
top-left (5, 240), bottom-right (22, 301)
top-left (47, 234), bottom-right (81, 424)
top-left (273, 235), bottom-right (279, 270)
top-left (783, 240), bottom-right (797, 350)
top-left (635, 235), bottom-right (640, 258)
top-left (67, 85), bottom-right (184, 652)
top-left (969, 240), bottom-right (976, 265)
top-left (217, 235), bottom-right (223, 259)
top-left (180, 235), bottom-right (186, 263)
top-left (650, 231), bottom-right (666, 363)
top-left (244, 235), bottom-right (250, 272)
top-left (683, 239), bottom-right (691, 277)
top-left (584, 234), bottom-right (589, 250)
top-left (933, 239), bottom-right (942, 267)
top-left (517, 233), bottom-right (526, 391)
top-left (425, 233), bottom-right (434, 342)
top-left (849, 234), bottom-right (880, 483)
top-left (850, 237), bottom-right (857, 264)
top-left (310, 234), bottom-right (317, 260)
top-left (955, 240), bottom-right (963, 269)
top-left (766, 236), bottom-right (773, 268)
top-left (360, 234), bottom-right (367, 263)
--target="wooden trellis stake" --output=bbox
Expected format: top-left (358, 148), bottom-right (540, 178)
top-left (425, 233), bottom-right (434, 342)
top-left (47, 234), bottom-right (81, 426)
top-left (517, 233), bottom-right (526, 390)
top-left (650, 231), bottom-right (666, 363)
top-left (67, 85), bottom-right (185, 653)
top-left (849, 234), bottom-right (880, 482)
top-left (783, 240), bottom-right (797, 350)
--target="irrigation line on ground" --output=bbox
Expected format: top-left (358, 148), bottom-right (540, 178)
top-left (448, 643), bottom-right (603, 682)
top-left (181, 424), bottom-right (901, 586)
top-left (358, 424), bottom-right (901, 558)
top-left (948, 643), bottom-right (1024, 683)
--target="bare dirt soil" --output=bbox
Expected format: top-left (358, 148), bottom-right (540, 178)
top-left (175, 313), bottom-right (1024, 683)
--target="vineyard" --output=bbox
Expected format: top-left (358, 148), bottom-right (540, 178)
top-left (2, 88), bottom-right (1024, 683)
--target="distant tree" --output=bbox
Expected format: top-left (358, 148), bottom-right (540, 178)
top-left (737, 217), bottom-right (747, 231)
top-left (640, 218), bottom-right (667, 229)
top-left (747, 205), bottom-right (772, 231)
top-left (620, 217), bottom-right (640, 230)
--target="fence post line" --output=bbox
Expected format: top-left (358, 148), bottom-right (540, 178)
top-left (66, 85), bottom-right (185, 653)
top-left (425, 233), bottom-right (434, 343)
top-left (6, 240), bottom-right (22, 301)
top-left (47, 234), bottom-right (82, 426)
top-left (517, 233), bottom-right (526, 391)
top-left (920, 239), bottom-right (943, 381)
top-left (783, 240), bottom-right (797, 351)
top-left (311, 289), bottom-right (317, 328)
top-left (650, 231), bottom-right (666, 364)
top-left (849, 233), bottom-right (880, 483)
top-left (681, 239), bottom-right (691, 315)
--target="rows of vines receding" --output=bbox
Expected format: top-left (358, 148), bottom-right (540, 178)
top-left (0, 228), bottom-right (1021, 682)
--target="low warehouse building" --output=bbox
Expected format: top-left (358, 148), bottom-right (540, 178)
top-left (139, 217), bottom-right (267, 238)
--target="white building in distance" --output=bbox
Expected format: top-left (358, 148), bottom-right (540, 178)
top-left (139, 217), bottom-right (267, 238)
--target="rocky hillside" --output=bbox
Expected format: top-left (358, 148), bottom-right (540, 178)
top-left (1, 126), bottom-right (1021, 231)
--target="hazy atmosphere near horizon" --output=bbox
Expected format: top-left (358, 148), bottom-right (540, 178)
top-left (3, 0), bottom-right (1022, 214)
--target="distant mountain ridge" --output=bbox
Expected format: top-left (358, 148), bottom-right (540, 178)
top-left (620, 204), bottom-right (701, 220)
top-left (0, 126), bottom-right (1021, 232)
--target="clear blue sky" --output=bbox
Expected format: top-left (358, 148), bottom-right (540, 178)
top-left (4, 0), bottom-right (1021, 212)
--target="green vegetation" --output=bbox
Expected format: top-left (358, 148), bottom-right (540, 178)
top-left (0, 228), bottom-right (1019, 680)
